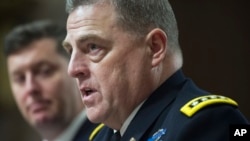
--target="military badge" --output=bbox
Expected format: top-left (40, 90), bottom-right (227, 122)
top-left (147, 128), bottom-right (167, 141)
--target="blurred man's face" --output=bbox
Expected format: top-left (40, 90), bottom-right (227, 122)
top-left (64, 3), bottom-right (153, 129)
top-left (7, 38), bottom-right (79, 129)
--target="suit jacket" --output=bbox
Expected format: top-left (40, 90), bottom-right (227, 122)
top-left (93, 70), bottom-right (249, 141)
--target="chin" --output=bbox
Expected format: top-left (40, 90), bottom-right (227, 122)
top-left (32, 114), bottom-right (54, 126)
top-left (86, 109), bottom-right (104, 124)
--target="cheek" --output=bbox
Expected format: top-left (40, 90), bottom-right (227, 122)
top-left (43, 81), bottom-right (61, 97)
top-left (11, 85), bottom-right (26, 109)
top-left (11, 88), bottom-right (30, 120)
top-left (41, 77), bottom-right (68, 117)
top-left (93, 60), bottom-right (130, 103)
top-left (13, 93), bottom-right (26, 113)
top-left (41, 75), bottom-right (66, 103)
top-left (90, 46), bottom-right (150, 103)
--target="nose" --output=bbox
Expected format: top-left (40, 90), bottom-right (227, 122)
top-left (68, 50), bottom-right (90, 80)
top-left (24, 73), bottom-right (40, 95)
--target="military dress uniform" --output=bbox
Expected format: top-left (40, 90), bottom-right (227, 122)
top-left (73, 119), bottom-right (99, 141)
top-left (90, 70), bottom-right (249, 141)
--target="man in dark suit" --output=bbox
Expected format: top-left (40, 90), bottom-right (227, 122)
top-left (4, 20), bottom-right (98, 141)
top-left (63, 0), bottom-right (249, 140)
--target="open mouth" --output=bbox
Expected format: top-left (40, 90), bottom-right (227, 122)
top-left (80, 86), bottom-right (98, 106)
top-left (82, 87), bottom-right (96, 96)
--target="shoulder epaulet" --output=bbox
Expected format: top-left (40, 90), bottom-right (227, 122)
top-left (180, 95), bottom-right (238, 117)
top-left (89, 123), bottom-right (105, 141)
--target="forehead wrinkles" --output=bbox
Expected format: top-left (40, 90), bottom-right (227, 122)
top-left (67, 3), bottom-right (117, 30)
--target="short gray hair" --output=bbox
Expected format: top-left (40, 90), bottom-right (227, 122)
top-left (66, 0), bottom-right (181, 54)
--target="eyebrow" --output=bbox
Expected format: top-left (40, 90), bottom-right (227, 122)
top-left (10, 60), bottom-right (56, 76)
top-left (62, 34), bottom-right (109, 50)
top-left (78, 34), bottom-right (104, 43)
top-left (33, 60), bottom-right (57, 69)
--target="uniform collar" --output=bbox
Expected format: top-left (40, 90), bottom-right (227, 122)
top-left (119, 100), bottom-right (145, 136)
top-left (122, 70), bottom-right (186, 141)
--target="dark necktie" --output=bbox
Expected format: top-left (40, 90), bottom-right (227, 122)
top-left (110, 131), bottom-right (121, 141)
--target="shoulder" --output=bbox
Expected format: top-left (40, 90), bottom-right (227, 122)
top-left (159, 94), bottom-right (248, 140)
top-left (163, 94), bottom-right (247, 126)
top-left (180, 94), bottom-right (238, 117)
top-left (161, 93), bottom-right (248, 129)
top-left (178, 94), bottom-right (249, 125)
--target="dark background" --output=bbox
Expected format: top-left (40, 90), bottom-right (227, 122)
top-left (0, 0), bottom-right (249, 140)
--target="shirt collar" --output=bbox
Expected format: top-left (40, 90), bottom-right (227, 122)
top-left (119, 100), bottom-right (145, 136)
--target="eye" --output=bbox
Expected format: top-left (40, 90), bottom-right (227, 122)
top-left (13, 74), bottom-right (25, 84)
top-left (87, 43), bottom-right (101, 55)
top-left (36, 64), bottom-right (55, 77)
top-left (88, 43), bottom-right (99, 51)
top-left (15, 75), bottom-right (25, 83)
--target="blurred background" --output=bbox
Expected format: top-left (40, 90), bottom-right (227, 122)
top-left (0, 0), bottom-right (249, 140)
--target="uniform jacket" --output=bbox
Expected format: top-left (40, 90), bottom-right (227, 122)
top-left (73, 119), bottom-right (99, 141)
top-left (92, 70), bottom-right (249, 141)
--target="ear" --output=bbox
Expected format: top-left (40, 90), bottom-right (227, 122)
top-left (145, 28), bottom-right (167, 67)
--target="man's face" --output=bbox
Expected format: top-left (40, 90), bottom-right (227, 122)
top-left (7, 38), bottom-right (79, 129)
top-left (64, 4), bottom-right (154, 128)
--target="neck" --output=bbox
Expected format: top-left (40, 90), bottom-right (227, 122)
top-left (153, 57), bottom-right (181, 91)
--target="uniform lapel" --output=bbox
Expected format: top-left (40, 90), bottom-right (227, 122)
top-left (73, 119), bottom-right (99, 141)
top-left (122, 70), bottom-right (186, 141)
